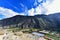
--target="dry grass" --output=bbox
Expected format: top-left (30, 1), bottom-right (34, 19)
top-left (38, 37), bottom-right (46, 40)
top-left (14, 31), bottom-right (23, 36)
top-left (0, 30), bottom-right (4, 35)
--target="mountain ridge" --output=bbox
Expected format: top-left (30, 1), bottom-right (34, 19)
top-left (0, 13), bottom-right (60, 31)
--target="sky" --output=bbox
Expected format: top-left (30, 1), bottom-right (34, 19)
top-left (0, 0), bottom-right (60, 19)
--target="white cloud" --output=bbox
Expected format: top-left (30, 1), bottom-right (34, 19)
top-left (46, 0), bottom-right (60, 15)
top-left (28, 5), bottom-right (47, 16)
top-left (28, 0), bottom-right (60, 15)
top-left (38, 0), bottom-right (42, 2)
top-left (28, 0), bottom-right (49, 16)
top-left (28, 8), bottom-right (34, 16)
top-left (0, 7), bottom-right (25, 19)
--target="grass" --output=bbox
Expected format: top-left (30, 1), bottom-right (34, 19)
top-left (7, 27), bottom-right (40, 33)
top-left (45, 34), bottom-right (59, 40)
top-left (7, 27), bottom-right (21, 32)
top-left (21, 28), bottom-right (39, 33)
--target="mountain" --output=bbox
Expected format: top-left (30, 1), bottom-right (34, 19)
top-left (0, 13), bottom-right (60, 31)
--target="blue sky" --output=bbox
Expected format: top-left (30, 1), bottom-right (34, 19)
top-left (0, 0), bottom-right (34, 13)
top-left (0, 0), bottom-right (60, 19)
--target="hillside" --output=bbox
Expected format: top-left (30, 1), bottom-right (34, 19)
top-left (0, 13), bottom-right (60, 31)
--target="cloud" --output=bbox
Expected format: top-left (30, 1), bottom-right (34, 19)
top-left (34, 0), bottom-right (60, 15)
top-left (0, 7), bottom-right (19, 18)
top-left (28, 8), bottom-right (34, 16)
top-left (28, 0), bottom-right (49, 16)
top-left (0, 7), bottom-right (25, 19)
top-left (46, 0), bottom-right (60, 15)
top-left (28, 0), bottom-right (56, 15)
